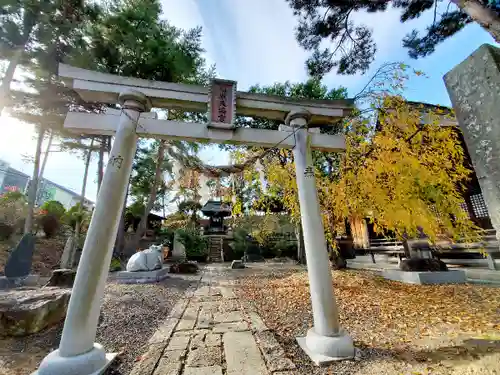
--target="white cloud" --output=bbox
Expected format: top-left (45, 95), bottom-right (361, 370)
top-left (193, 0), bottom-right (309, 89)
top-left (160, 0), bottom-right (217, 68)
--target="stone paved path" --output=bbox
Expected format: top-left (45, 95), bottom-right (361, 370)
top-left (129, 266), bottom-right (297, 375)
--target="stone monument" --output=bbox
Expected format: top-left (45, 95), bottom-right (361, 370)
top-left (172, 232), bottom-right (186, 261)
top-left (59, 236), bottom-right (75, 269)
top-left (4, 234), bottom-right (35, 278)
top-left (444, 43), bottom-right (500, 270)
top-left (1, 234), bottom-right (38, 288)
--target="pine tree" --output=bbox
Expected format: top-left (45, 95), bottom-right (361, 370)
top-left (286, 0), bottom-right (500, 76)
top-left (0, 0), bottom-right (100, 113)
top-left (68, 0), bottom-right (214, 250)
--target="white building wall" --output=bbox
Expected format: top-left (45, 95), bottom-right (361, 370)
top-left (53, 188), bottom-right (76, 210)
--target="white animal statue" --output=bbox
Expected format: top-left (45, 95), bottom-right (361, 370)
top-left (126, 244), bottom-right (163, 272)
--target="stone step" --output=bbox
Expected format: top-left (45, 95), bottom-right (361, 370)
top-left (224, 331), bottom-right (267, 375)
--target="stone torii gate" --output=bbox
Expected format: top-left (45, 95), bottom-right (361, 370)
top-left (35, 64), bottom-right (355, 374)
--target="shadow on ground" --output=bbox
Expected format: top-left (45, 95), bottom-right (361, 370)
top-left (0, 276), bottom-right (196, 375)
top-left (383, 338), bottom-right (500, 364)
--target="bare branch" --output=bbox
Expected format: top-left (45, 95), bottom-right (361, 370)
top-left (433, 0), bottom-right (439, 25)
top-left (353, 62), bottom-right (403, 101)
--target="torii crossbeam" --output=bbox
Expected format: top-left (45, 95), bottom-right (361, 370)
top-left (35, 65), bottom-right (355, 375)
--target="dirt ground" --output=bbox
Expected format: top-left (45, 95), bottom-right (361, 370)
top-left (2, 263), bottom-right (499, 375)
top-left (0, 276), bottom-right (195, 375)
top-left (234, 266), bottom-right (500, 375)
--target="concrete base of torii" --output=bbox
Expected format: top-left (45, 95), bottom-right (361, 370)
top-left (32, 344), bottom-right (116, 375)
top-left (297, 329), bottom-right (355, 365)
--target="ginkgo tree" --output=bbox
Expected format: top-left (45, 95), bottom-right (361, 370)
top-left (237, 67), bottom-right (479, 256)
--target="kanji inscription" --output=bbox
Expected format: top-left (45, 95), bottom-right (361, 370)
top-left (109, 155), bottom-right (124, 169)
top-left (209, 79), bottom-right (236, 125)
top-left (304, 166), bottom-right (314, 178)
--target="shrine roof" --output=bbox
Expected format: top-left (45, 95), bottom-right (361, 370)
top-left (201, 200), bottom-right (232, 217)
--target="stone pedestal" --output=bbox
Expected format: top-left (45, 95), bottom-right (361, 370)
top-left (383, 270), bottom-right (466, 285)
top-left (444, 44), bottom-right (500, 271)
top-left (114, 266), bottom-right (170, 284)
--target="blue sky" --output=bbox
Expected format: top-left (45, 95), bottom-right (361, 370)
top-left (0, 0), bottom-right (494, 205)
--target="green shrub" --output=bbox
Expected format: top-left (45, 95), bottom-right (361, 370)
top-left (63, 203), bottom-right (90, 229)
top-left (0, 191), bottom-right (27, 238)
top-left (41, 200), bottom-right (66, 218)
top-left (176, 228), bottom-right (208, 258)
top-left (110, 258), bottom-right (122, 272)
top-left (230, 228), bottom-right (251, 258)
top-left (271, 239), bottom-right (297, 258)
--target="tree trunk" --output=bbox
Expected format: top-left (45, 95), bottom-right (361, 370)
top-left (107, 136), bottom-right (112, 154)
top-left (70, 139), bottom-right (94, 267)
top-left (162, 194), bottom-right (166, 219)
top-left (295, 222), bottom-right (305, 264)
top-left (0, 48), bottom-right (23, 115)
top-left (132, 140), bottom-right (166, 248)
top-left (97, 136), bottom-right (105, 192)
top-left (349, 216), bottom-right (369, 249)
top-left (38, 131), bottom-right (53, 180)
top-left (453, 0), bottom-right (500, 42)
top-left (115, 182), bottom-right (130, 259)
top-left (24, 126), bottom-right (45, 234)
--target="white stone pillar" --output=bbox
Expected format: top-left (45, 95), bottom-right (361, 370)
top-left (36, 90), bottom-right (151, 375)
top-left (287, 110), bottom-right (354, 364)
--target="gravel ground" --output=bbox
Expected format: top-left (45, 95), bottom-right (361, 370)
top-left (233, 264), bottom-right (500, 375)
top-left (0, 276), bottom-right (196, 375)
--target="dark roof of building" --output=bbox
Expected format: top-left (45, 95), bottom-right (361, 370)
top-left (375, 100), bottom-right (457, 131)
top-left (148, 212), bottom-right (166, 220)
top-left (201, 200), bottom-right (232, 217)
top-left (6, 167), bottom-right (30, 179)
top-left (405, 101), bottom-right (453, 115)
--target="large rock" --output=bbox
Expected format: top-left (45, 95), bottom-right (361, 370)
top-left (400, 258), bottom-right (448, 272)
top-left (126, 245), bottom-right (163, 272)
top-left (0, 287), bottom-right (71, 336)
top-left (231, 260), bottom-right (245, 269)
top-left (329, 252), bottom-right (347, 270)
top-left (169, 262), bottom-right (199, 274)
top-left (242, 253), bottom-right (265, 263)
top-left (45, 269), bottom-right (76, 288)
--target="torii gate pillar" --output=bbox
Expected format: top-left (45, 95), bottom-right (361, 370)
top-left (36, 90), bottom-right (151, 375)
top-left (287, 111), bottom-right (354, 364)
